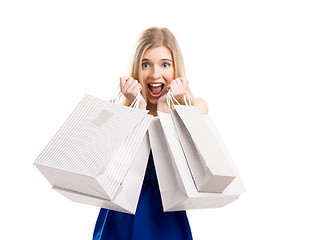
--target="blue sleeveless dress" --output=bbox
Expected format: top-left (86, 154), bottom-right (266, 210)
top-left (93, 151), bottom-right (193, 240)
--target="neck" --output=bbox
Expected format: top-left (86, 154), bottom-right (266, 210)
top-left (147, 103), bottom-right (158, 117)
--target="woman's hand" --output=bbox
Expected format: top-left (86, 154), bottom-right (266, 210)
top-left (167, 77), bottom-right (189, 101)
top-left (120, 76), bottom-right (147, 110)
top-left (157, 77), bottom-right (189, 113)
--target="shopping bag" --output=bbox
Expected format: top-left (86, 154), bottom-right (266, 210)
top-left (34, 94), bottom-right (152, 201)
top-left (54, 133), bottom-right (151, 214)
top-left (170, 104), bottom-right (236, 193)
top-left (149, 115), bottom-right (245, 212)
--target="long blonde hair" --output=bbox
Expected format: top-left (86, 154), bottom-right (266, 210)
top-left (122, 27), bottom-right (194, 107)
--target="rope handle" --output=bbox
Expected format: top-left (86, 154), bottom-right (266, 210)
top-left (166, 89), bottom-right (192, 109)
top-left (130, 91), bottom-right (141, 108)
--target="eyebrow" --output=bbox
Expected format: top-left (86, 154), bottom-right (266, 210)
top-left (142, 58), bottom-right (172, 62)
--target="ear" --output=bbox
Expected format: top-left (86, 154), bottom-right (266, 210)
top-left (192, 97), bottom-right (209, 114)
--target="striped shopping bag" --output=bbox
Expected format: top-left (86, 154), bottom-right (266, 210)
top-left (34, 94), bottom-right (152, 202)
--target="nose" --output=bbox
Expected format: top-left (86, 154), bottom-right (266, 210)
top-left (151, 66), bottom-right (161, 79)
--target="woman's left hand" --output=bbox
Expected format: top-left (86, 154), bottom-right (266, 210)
top-left (167, 77), bottom-right (189, 101)
top-left (157, 77), bottom-right (189, 113)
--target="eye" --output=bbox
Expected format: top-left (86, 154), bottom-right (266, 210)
top-left (142, 62), bottom-right (150, 68)
top-left (162, 62), bottom-right (171, 68)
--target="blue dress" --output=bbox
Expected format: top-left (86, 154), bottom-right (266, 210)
top-left (93, 151), bottom-right (193, 240)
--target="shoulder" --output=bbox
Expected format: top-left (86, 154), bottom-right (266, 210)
top-left (192, 97), bottom-right (208, 114)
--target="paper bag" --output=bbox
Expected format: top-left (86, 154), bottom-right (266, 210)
top-left (54, 134), bottom-right (151, 214)
top-left (150, 115), bottom-right (245, 212)
top-left (34, 94), bottom-right (152, 201)
top-left (170, 105), bottom-right (236, 193)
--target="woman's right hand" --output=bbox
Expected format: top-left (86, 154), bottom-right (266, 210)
top-left (120, 76), bottom-right (147, 109)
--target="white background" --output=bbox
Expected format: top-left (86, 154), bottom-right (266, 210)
top-left (1, 0), bottom-right (319, 239)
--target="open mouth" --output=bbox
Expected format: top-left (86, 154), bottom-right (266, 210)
top-left (147, 83), bottom-right (165, 98)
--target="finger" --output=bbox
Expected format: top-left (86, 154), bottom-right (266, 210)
top-left (176, 78), bottom-right (184, 90)
top-left (122, 77), bottom-right (134, 93)
top-left (132, 83), bottom-right (142, 96)
top-left (124, 83), bottom-right (142, 104)
top-left (168, 80), bottom-right (178, 94)
top-left (127, 80), bottom-right (140, 93)
top-left (120, 76), bottom-right (129, 88)
top-left (172, 78), bottom-right (183, 96)
top-left (167, 80), bottom-right (175, 91)
top-left (180, 78), bottom-right (189, 89)
top-left (176, 78), bottom-right (187, 89)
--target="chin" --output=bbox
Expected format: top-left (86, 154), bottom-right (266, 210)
top-left (147, 98), bottom-right (159, 105)
top-left (147, 92), bottom-right (167, 106)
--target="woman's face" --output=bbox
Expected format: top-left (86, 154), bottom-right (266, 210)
top-left (141, 46), bottom-right (174, 105)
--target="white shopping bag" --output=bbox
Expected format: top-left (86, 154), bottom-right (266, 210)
top-left (149, 116), bottom-right (245, 212)
top-left (34, 94), bottom-right (152, 201)
top-left (170, 105), bottom-right (236, 193)
top-left (54, 134), bottom-right (151, 214)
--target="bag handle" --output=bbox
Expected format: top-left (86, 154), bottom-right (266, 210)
top-left (110, 86), bottom-right (122, 104)
top-left (166, 90), bottom-right (192, 109)
top-left (130, 91), bottom-right (141, 108)
top-left (166, 89), bottom-right (180, 108)
top-left (184, 92), bottom-right (192, 106)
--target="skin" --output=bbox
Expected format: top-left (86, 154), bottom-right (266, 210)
top-left (120, 46), bottom-right (208, 116)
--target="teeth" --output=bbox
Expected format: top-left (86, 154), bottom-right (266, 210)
top-left (149, 83), bottom-right (162, 87)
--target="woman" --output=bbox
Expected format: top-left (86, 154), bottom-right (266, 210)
top-left (93, 27), bottom-right (208, 240)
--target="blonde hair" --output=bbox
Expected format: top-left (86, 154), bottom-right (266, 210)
top-left (122, 27), bottom-right (194, 107)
